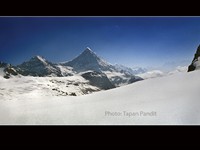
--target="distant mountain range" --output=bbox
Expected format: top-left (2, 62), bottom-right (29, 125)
top-left (0, 47), bottom-right (143, 92)
top-left (1, 45), bottom-right (199, 97)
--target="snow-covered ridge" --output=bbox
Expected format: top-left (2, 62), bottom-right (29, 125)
top-left (114, 64), bottom-right (147, 75)
top-left (16, 55), bottom-right (62, 77)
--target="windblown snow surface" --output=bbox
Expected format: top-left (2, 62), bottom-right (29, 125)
top-left (0, 70), bottom-right (200, 125)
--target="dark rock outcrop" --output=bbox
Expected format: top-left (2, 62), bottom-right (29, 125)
top-left (81, 71), bottom-right (115, 90)
top-left (188, 45), bottom-right (200, 72)
top-left (109, 74), bottom-right (143, 87)
top-left (128, 76), bottom-right (143, 84)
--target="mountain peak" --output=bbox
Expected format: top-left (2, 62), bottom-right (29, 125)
top-left (83, 47), bottom-right (95, 54)
top-left (31, 55), bottom-right (47, 64)
top-left (85, 47), bottom-right (92, 51)
top-left (18, 55), bottom-right (61, 77)
top-left (79, 47), bottom-right (98, 59)
top-left (32, 55), bottom-right (44, 60)
top-left (65, 47), bottom-right (111, 73)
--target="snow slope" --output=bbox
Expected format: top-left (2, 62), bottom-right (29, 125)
top-left (0, 76), bottom-right (100, 98)
top-left (0, 70), bottom-right (200, 125)
top-left (0, 68), bottom-right (4, 77)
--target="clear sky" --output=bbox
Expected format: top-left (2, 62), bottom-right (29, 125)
top-left (0, 17), bottom-right (200, 68)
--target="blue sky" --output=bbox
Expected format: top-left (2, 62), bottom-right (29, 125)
top-left (0, 17), bottom-right (200, 68)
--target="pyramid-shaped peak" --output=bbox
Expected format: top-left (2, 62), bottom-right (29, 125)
top-left (32, 55), bottom-right (43, 59)
top-left (85, 47), bottom-right (92, 51)
top-left (83, 47), bottom-right (95, 53)
top-left (32, 55), bottom-right (45, 60)
top-left (65, 47), bottom-right (111, 73)
top-left (80, 47), bottom-right (97, 57)
top-left (30, 55), bottom-right (47, 65)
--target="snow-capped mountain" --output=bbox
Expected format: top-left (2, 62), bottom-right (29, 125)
top-left (114, 64), bottom-right (147, 75)
top-left (103, 70), bottom-right (142, 87)
top-left (132, 67), bottom-right (148, 75)
top-left (17, 56), bottom-right (62, 77)
top-left (1, 47), bottom-right (143, 95)
top-left (188, 45), bottom-right (200, 72)
top-left (63, 47), bottom-right (115, 73)
top-left (56, 65), bottom-right (74, 76)
top-left (114, 64), bottom-right (135, 75)
top-left (63, 47), bottom-right (143, 86)
top-left (2, 54), bottom-right (117, 95)
top-left (0, 61), bottom-right (18, 79)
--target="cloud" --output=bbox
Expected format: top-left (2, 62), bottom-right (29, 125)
top-left (168, 66), bottom-right (188, 75)
top-left (137, 70), bottom-right (164, 79)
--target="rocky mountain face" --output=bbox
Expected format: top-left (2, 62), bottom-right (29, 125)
top-left (63, 47), bottom-right (143, 86)
top-left (81, 71), bottom-right (115, 90)
top-left (188, 45), bottom-right (200, 72)
top-left (0, 61), bottom-right (18, 79)
top-left (17, 56), bottom-right (62, 77)
top-left (63, 47), bottom-right (115, 73)
top-left (131, 67), bottom-right (148, 75)
top-left (106, 72), bottom-right (143, 87)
